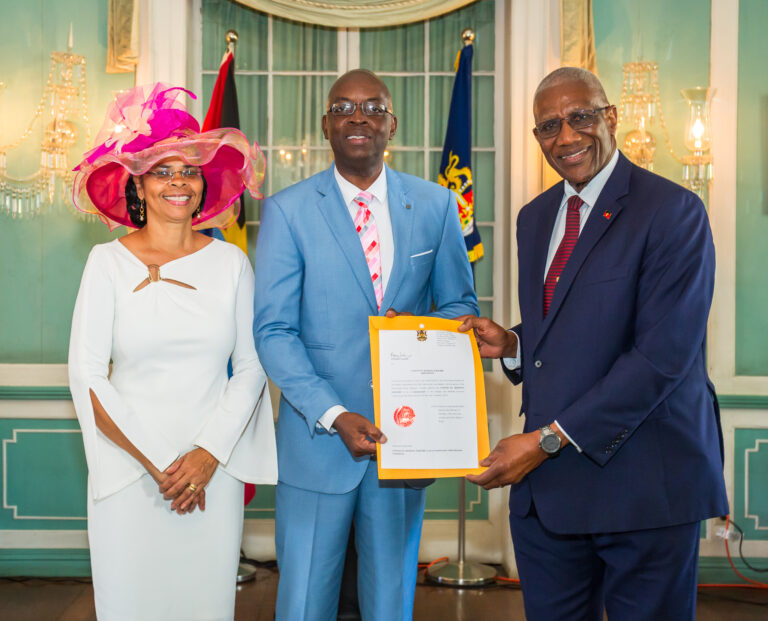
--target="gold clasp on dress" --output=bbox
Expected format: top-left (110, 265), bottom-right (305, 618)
top-left (147, 264), bottom-right (161, 282)
top-left (133, 264), bottom-right (196, 292)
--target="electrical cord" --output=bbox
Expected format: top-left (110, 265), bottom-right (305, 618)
top-left (721, 515), bottom-right (768, 588)
top-left (727, 517), bottom-right (768, 573)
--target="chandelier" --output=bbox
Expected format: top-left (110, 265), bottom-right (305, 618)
top-left (0, 30), bottom-right (90, 219)
top-left (616, 61), bottom-right (677, 171)
top-left (617, 61), bottom-right (714, 198)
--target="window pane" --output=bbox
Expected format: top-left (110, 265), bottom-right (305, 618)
top-left (386, 76), bottom-right (425, 148)
top-left (429, 0), bottom-right (495, 72)
top-left (202, 74), bottom-right (268, 145)
top-left (243, 197), bottom-right (261, 222)
top-left (360, 23), bottom-right (425, 72)
top-left (273, 75), bottom-right (337, 146)
top-left (474, 225), bottom-right (494, 298)
top-left (429, 76), bottom-right (453, 148)
top-left (472, 76), bottom-right (494, 147)
top-left (202, 0), bottom-right (268, 71)
top-left (478, 300), bottom-right (494, 372)
top-left (246, 223), bottom-right (259, 265)
top-left (269, 148), bottom-right (333, 194)
top-left (429, 76), bottom-right (493, 148)
top-left (271, 149), bottom-right (309, 193)
top-left (310, 149), bottom-right (335, 176)
top-left (385, 150), bottom-right (424, 178)
top-left (472, 150), bottom-right (494, 222)
top-left (429, 151), bottom-right (442, 181)
top-left (272, 17), bottom-right (337, 71)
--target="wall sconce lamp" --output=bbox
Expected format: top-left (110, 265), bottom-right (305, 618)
top-left (0, 24), bottom-right (90, 219)
top-left (680, 87), bottom-right (715, 197)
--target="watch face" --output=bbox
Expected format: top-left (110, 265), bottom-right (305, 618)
top-left (541, 433), bottom-right (561, 453)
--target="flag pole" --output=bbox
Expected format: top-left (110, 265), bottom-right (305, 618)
top-left (426, 26), bottom-right (496, 589)
top-left (215, 26), bottom-right (259, 586)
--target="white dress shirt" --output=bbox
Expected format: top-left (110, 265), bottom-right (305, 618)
top-left (504, 148), bottom-right (620, 450)
top-left (317, 165), bottom-right (394, 432)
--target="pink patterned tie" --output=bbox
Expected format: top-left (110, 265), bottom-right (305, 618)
top-left (353, 191), bottom-right (383, 309)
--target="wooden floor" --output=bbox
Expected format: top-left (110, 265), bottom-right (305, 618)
top-left (1, 568), bottom-right (767, 620)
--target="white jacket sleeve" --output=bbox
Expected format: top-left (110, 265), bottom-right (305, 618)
top-left (68, 246), bottom-right (179, 499)
top-left (193, 254), bottom-right (276, 474)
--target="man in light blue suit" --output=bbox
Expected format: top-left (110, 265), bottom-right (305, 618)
top-left (253, 69), bottom-right (478, 621)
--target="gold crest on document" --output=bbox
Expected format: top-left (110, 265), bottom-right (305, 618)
top-left (416, 329), bottom-right (427, 342)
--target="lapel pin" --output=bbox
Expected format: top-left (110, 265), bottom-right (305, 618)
top-left (603, 211), bottom-right (612, 220)
top-left (406, 204), bottom-right (412, 209)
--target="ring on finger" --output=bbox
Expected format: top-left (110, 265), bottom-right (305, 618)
top-left (187, 483), bottom-right (198, 493)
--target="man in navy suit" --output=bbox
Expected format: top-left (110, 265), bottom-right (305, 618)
top-left (254, 69), bottom-right (478, 621)
top-left (459, 67), bottom-right (728, 620)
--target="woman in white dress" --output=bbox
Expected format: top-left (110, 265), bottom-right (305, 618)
top-left (68, 84), bottom-right (277, 621)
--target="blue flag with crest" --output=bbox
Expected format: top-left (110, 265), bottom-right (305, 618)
top-left (438, 43), bottom-right (483, 263)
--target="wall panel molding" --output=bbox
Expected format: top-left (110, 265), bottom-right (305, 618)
top-left (718, 395), bottom-right (768, 409)
top-left (734, 429), bottom-right (768, 540)
top-left (0, 387), bottom-right (72, 400)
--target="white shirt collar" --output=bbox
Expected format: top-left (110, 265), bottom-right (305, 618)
top-left (563, 147), bottom-right (620, 207)
top-left (333, 164), bottom-right (388, 207)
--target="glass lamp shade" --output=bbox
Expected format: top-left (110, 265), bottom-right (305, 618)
top-left (681, 87), bottom-right (715, 154)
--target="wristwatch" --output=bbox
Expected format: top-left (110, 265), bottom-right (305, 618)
top-left (539, 425), bottom-right (562, 456)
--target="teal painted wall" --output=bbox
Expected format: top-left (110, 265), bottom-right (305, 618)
top-left (0, 0), bottom-right (132, 363)
top-left (0, 420), bottom-right (87, 530)
top-left (594, 0), bottom-right (768, 376)
top-left (592, 0), bottom-right (710, 185)
top-left (735, 0), bottom-right (768, 376)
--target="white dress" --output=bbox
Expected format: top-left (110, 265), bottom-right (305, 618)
top-left (68, 238), bottom-right (277, 621)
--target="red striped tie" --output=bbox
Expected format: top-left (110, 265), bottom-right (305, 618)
top-left (543, 195), bottom-right (583, 317)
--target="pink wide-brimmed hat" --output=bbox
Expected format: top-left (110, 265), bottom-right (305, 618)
top-left (73, 83), bottom-right (265, 230)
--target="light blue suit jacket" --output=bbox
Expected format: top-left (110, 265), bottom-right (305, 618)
top-left (253, 165), bottom-right (479, 494)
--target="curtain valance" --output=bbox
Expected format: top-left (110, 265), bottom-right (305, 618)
top-left (231, 0), bottom-right (478, 28)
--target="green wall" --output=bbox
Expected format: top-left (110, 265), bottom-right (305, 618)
top-left (0, 0), bottom-right (132, 363)
top-left (735, 0), bottom-right (768, 376)
top-left (593, 0), bottom-right (710, 184)
top-left (593, 0), bottom-right (768, 376)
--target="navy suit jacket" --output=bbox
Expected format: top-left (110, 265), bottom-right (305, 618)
top-left (506, 152), bottom-right (728, 534)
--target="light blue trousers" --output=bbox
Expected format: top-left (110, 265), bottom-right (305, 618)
top-left (274, 460), bottom-right (426, 621)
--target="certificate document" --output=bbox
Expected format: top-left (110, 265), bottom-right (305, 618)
top-left (369, 316), bottom-right (490, 479)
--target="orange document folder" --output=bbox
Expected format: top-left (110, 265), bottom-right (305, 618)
top-left (369, 315), bottom-right (490, 480)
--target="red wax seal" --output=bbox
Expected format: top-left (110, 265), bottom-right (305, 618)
top-left (393, 406), bottom-right (415, 427)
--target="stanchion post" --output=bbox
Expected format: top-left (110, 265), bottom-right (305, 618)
top-left (425, 479), bottom-right (497, 587)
